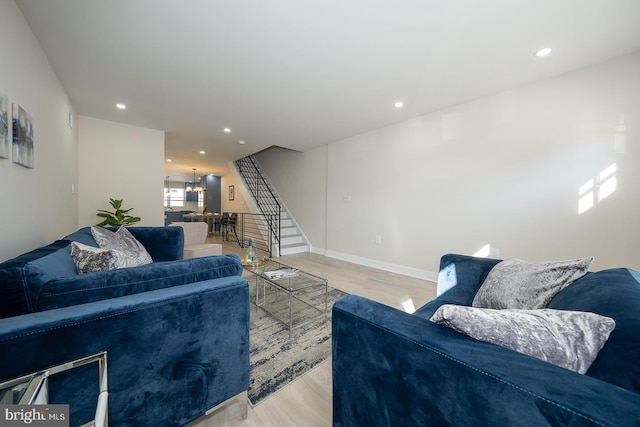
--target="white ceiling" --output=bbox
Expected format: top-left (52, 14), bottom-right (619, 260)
top-left (15, 0), bottom-right (640, 181)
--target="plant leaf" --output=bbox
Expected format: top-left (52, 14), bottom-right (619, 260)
top-left (96, 198), bottom-right (140, 226)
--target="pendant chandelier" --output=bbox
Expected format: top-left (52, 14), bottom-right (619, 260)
top-left (185, 168), bottom-right (203, 193)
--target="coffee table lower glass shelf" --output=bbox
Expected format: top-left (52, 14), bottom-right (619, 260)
top-left (243, 259), bottom-right (328, 338)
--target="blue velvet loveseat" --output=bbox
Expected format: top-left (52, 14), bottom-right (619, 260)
top-left (0, 226), bottom-right (249, 426)
top-left (332, 253), bottom-right (640, 426)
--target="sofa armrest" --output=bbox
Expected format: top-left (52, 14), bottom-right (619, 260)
top-left (333, 295), bottom-right (640, 427)
top-left (0, 276), bottom-right (250, 427)
top-left (36, 254), bottom-right (243, 311)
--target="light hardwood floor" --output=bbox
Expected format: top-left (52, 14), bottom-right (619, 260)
top-left (188, 235), bottom-right (437, 427)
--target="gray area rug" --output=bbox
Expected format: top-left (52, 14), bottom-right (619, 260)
top-left (247, 282), bottom-right (348, 405)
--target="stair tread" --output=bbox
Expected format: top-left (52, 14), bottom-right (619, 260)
top-left (280, 242), bottom-right (308, 248)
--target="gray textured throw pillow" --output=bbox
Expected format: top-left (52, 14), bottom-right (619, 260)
top-left (472, 257), bottom-right (593, 309)
top-left (71, 241), bottom-right (130, 274)
top-left (91, 226), bottom-right (152, 267)
top-left (430, 304), bottom-right (615, 374)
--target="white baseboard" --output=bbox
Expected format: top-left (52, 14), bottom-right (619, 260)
top-left (310, 247), bottom-right (438, 283)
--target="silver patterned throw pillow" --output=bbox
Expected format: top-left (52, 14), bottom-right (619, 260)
top-left (91, 226), bottom-right (153, 267)
top-left (430, 304), bottom-right (615, 374)
top-left (71, 241), bottom-right (130, 274)
top-left (472, 257), bottom-right (593, 309)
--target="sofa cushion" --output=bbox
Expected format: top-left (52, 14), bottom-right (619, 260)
top-left (62, 228), bottom-right (99, 247)
top-left (36, 254), bottom-right (244, 311)
top-left (414, 254), bottom-right (502, 320)
top-left (70, 242), bottom-right (132, 274)
top-left (62, 226), bottom-right (184, 262)
top-left (91, 226), bottom-right (153, 267)
top-left (0, 241), bottom-right (78, 318)
top-left (548, 268), bottom-right (640, 393)
top-left (431, 304), bottom-right (615, 374)
top-left (472, 257), bottom-right (593, 309)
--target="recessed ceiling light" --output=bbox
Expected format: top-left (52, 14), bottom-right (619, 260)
top-left (239, 140), bottom-right (245, 145)
top-left (394, 101), bottom-right (404, 108)
top-left (199, 151), bottom-right (205, 154)
top-left (116, 103), bottom-right (126, 109)
top-left (166, 159), bottom-right (172, 162)
top-left (535, 47), bottom-right (552, 57)
top-left (224, 128), bottom-right (231, 133)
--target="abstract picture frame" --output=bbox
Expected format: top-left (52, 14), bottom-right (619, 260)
top-left (0, 92), bottom-right (8, 159)
top-left (12, 103), bottom-right (34, 168)
top-left (229, 185), bottom-right (235, 201)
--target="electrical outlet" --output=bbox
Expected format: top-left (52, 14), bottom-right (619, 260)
top-left (375, 235), bottom-right (382, 245)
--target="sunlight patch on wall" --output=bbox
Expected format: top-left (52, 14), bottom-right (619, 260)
top-left (578, 180), bottom-right (594, 214)
top-left (473, 244), bottom-right (500, 258)
top-left (473, 244), bottom-right (491, 257)
top-left (598, 163), bottom-right (617, 201)
top-left (578, 163), bottom-right (617, 214)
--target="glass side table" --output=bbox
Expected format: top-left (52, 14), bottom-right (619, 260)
top-left (0, 352), bottom-right (108, 427)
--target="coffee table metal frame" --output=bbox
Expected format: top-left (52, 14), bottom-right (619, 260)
top-left (0, 351), bottom-right (108, 427)
top-left (243, 259), bottom-right (328, 338)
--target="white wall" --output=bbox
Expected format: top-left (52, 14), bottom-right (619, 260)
top-left (78, 116), bottom-right (165, 228)
top-left (222, 169), bottom-right (250, 214)
top-left (257, 52), bottom-right (640, 277)
top-left (254, 146), bottom-right (328, 250)
top-left (0, 1), bottom-right (78, 262)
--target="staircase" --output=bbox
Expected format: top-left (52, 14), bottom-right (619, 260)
top-left (234, 156), bottom-right (309, 256)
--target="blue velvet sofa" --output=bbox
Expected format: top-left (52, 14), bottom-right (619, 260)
top-left (332, 254), bottom-right (640, 426)
top-left (0, 226), bottom-right (249, 426)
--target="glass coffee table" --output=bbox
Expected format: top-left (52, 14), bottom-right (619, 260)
top-left (243, 258), bottom-right (328, 338)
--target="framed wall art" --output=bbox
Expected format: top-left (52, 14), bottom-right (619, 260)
top-left (0, 92), bottom-right (8, 159)
top-left (12, 103), bottom-right (34, 168)
top-left (229, 185), bottom-right (235, 201)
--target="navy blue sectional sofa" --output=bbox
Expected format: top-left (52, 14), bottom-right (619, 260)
top-left (332, 254), bottom-right (640, 427)
top-left (0, 226), bottom-right (249, 426)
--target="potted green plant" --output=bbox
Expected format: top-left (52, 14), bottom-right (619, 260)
top-left (96, 198), bottom-right (141, 226)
